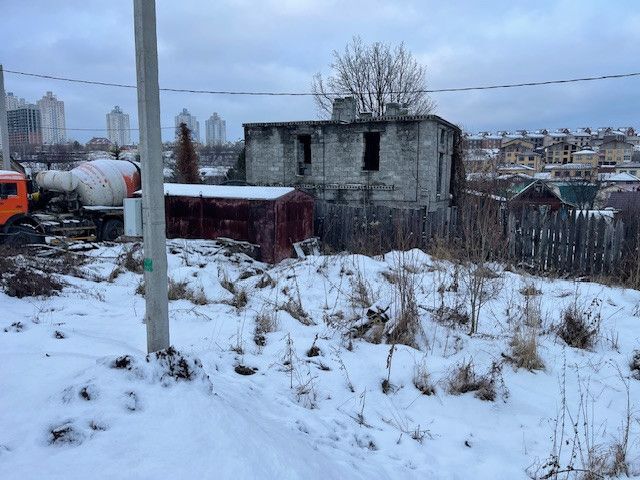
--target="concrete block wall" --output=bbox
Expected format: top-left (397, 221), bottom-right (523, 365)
top-left (245, 116), bottom-right (457, 211)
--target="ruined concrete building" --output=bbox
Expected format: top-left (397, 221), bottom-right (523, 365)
top-left (244, 97), bottom-right (461, 211)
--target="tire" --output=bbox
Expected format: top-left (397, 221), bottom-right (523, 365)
top-left (5, 224), bottom-right (43, 246)
top-left (101, 218), bottom-right (124, 242)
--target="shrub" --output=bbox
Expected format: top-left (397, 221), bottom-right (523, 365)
top-left (136, 278), bottom-right (209, 305)
top-left (413, 363), bottom-right (436, 395)
top-left (1, 267), bottom-right (64, 298)
top-left (120, 246), bottom-right (143, 273)
top-left (256, 273), bottom-right (276, 289)
top-left (230, 289), bottom-right (248, 309)
top-left (432, 304), bottom-right (469, 328)
top-left (557, 301), bottom-right (601, 350)
top-left (446, 360), bottom-right (496, 401)
top-left (280, 299), bottom-right (313, 325)
top-left (254, 311), bottom-right (277, 346)
top-left (508, 327), bottom-right (544, 371)
top-left (49, 422), bottom-right (85, 446)
top-left (630, 350), bottom-right (640, 380)
top-left (167, 279), bottom-right (189, 300)
top-left (349, 271), bottom-right (372, 309)
top-left (219, 271), bottom-right (236, 294)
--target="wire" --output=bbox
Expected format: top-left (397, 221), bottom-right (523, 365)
top-left (36, 126), bottom-right (176, 131)
top-left (5, 68), bottom-right (640, 96)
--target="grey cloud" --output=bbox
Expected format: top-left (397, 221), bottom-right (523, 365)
top-left (1, 0), bottom-right (637, 143)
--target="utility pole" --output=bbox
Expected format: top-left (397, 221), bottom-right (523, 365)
top-left (0, 65), bottom-right (11, 170)
top-left (133, 0), bottom-right (170, 353)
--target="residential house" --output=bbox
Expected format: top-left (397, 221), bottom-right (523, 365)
top-left (515, 150), bottom-right (543, 171)
top-left (543, 141), bottom-right (578, 165)
top-left (614, 161), bottom-right (640, 177)
top-left (509, 180), bottom-right (573, 211)
top-left (571, 149), bottom-right (599, 169)
top-left (499, 138), bottom-right (534, 164)
top-left (244, 97), bottom-right (461, 211)
top-left (599, 139), bottom-right (633, 165)
top-left (546, 162), bottom-right (595, 180)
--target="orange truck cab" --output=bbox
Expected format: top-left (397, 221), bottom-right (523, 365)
top-left (0, 169), bottom-right (42, 244)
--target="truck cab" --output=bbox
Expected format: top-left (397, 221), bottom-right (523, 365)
top-left (0, 170), bottom-right (41, 244)
top-left (0, 170), bottom-right (29, 226)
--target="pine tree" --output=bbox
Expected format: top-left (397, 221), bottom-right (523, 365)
top-left (226, 147), bottom-right (246, 182)
top-left (110, 143), bottom-right (123, 160)
top-left (174, 122), bottom-right (200, 184)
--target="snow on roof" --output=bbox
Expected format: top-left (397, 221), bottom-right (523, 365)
top-left (549, 163), bottom-right (593, 170)
top-left (199, 166), bottom-right (231, 177)
top-left (0, 169), bottom-right (25, 179)
top-left (534, 172), bottom-right (552, 179)
top-left (159, 184), bottom-right (296, 200)
top-left (573, 149), bottom-right (597, 155)
top-left (599, 172), bottom-right (640, 182)
top-left (576, 209), bottom-right (617, 219)
top-left (616, 162), bottom-right (640, 168)
top-left (498, 164), bottom-right (535, 171)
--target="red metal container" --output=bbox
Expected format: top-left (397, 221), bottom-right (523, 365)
top-left (163, 185), bottom-right (314, 263)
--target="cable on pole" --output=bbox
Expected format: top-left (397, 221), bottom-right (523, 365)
top-left (4, 69), bottom-right (640, 96)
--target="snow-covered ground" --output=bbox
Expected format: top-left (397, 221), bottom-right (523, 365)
top-left (1, 240), bottom-right (639, 479)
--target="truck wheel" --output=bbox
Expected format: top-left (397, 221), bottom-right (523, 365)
top-left (101, 219), bottom-right (124, 242)
top-left (5, 224), bottom-right (43, 246)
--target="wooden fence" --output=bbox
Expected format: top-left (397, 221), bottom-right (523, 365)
top-left (506, 209), bottom-right (634, 277)
top-left (314, 199), bottom-right (639, 282)
top-left (313, 201), bottom-right (455, 254)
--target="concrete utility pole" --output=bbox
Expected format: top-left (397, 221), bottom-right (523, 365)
top-left (0, 65), bottom-right (11, 170)
top-left (133, 0), bottom-right (170, 352)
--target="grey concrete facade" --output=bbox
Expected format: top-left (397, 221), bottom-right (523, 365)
top-left (244, 105), bottom-right (460, 211)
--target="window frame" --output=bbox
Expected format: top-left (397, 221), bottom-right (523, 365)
top-left (363, 131), bottom-right (381, 172)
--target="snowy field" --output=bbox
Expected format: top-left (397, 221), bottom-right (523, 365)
top-left (1, 240), bottom-right (639, 479)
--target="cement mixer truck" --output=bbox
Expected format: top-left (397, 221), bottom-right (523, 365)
top-left (0, 158), bottom-right (141, 245)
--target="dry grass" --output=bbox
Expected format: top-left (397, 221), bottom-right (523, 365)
top-left (413, 363), bottom-right (436, 395)
top-left (167, 279), bottom-right (189, 300)
top-left (519, 282), bottom-right (542, 297)
top-left (219, 271), bottom-right (236, 294)
top-left (1, 265), bottom-right (65, 298)
top-left (107, 266), bottom-right (124, 283)
top-left (280, 299), bottom-right (314, 325)
top-left (446, 360), bottom-right (496, 401)
top-left (432, 304), bottom-right (469, 328)
top-left (349, 271), bottom-right (372, 309)
top-left (120, 246), bottom-right (143, 273)
top-left (508, 327), bottom-right (544, 371)
top-left (256, 273), bottom-right (276, 289)
top-left (136, 278), bottom-right (209, 305)
top-left (630, 350), bottom-right (640, 380)
top-left (254, 311), bottom-right (277, 346)
top-left (230, 289), bottom-right (248, 309)
top-left (557, 301), bottom-right (601, 350)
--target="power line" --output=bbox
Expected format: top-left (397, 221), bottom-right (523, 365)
top-left (4, 68), bottom-right (640, 96)
top-left (37, 125), bottom-right (176, 131)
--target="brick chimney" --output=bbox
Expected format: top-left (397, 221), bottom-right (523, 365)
top-left (331, 97), bottom-right (357, 122)
top-left (385, 102), bottom-right (400, 116)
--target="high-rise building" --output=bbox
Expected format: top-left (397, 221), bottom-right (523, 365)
top-left (106, 106), bottom-right (131, 146)
top-left (5, 92), bottom-right (26, 111)
top-left (175, 108), bottom-right (200, 142)
top-left (7, 105), bottom-right (42, 148)
top-left (205, 112), bottom-right (226, 146)
top-left (37, 91), bottom-right (66, 145)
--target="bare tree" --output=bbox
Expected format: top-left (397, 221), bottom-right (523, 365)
top-left (312, 36), bottom-right (436, 117)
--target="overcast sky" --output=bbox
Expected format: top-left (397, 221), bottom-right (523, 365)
top-left (1, 0), bottom-right (638, 143)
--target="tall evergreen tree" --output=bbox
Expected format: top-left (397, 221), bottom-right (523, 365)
top-left (110, 143), bottom-right (123, 160)
top-left (226, 147), bottom-right (246, 182)
top-left (175, 122), bottom-right (200, 184)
